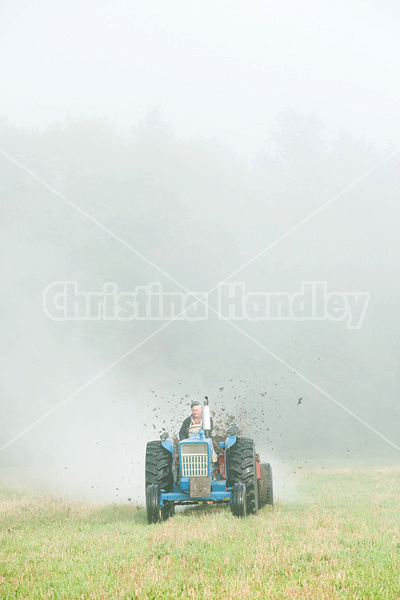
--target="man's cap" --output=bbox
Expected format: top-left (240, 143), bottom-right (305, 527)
top-left (190, 400), bottom-right (202, 407)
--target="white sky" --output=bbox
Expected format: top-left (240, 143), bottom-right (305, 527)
top-left (1, 0), bottom-right (399, 154)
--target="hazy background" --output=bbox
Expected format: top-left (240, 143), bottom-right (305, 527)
top-left (0, 0), bottom-right (399, 503)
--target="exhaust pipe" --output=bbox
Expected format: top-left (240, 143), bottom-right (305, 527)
top-left (203, 395), bottom-right (211, 437)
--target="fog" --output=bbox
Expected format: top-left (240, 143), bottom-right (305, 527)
top-left (0, 1), bottom-right (399, 504)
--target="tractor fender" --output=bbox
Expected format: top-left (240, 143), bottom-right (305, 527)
top-left (161, 438), bottom-right (174, 455)
top-left (224, 434), bottom-right (237, 451)
top-left (224, 435), bottom-right (237, 481)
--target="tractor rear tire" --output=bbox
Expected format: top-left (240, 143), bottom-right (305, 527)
top-left (231, 482), bottom-right (247, 518)
top-left (228, 438), bottom-right (258, 515)
top-left (145, 440), bottom-right (174, 521)
top-left (258, 462), bottom-right (273, 507)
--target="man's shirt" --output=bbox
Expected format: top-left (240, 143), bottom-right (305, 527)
top-left (179, 415), bottom-right (214, 440)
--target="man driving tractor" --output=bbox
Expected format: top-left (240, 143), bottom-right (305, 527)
top-left (179, 400), bottom-right (214, 440)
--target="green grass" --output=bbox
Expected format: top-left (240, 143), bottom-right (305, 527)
top-left (1, 467), bottom-right (399, 599)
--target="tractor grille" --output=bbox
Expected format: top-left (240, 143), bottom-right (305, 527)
top-left (180, 443), bottom-right (208, 477)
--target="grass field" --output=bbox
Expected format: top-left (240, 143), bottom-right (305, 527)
top-left (1, 466), bottom-right (399, 599)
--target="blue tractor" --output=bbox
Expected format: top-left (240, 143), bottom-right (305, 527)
top-left (145, 399), bottom-right (273, 522)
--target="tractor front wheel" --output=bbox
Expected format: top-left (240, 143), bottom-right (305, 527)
top-left (146, 484), bottom-right (162, 524)
top-left (231, 482), bottom-right (247, 518)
